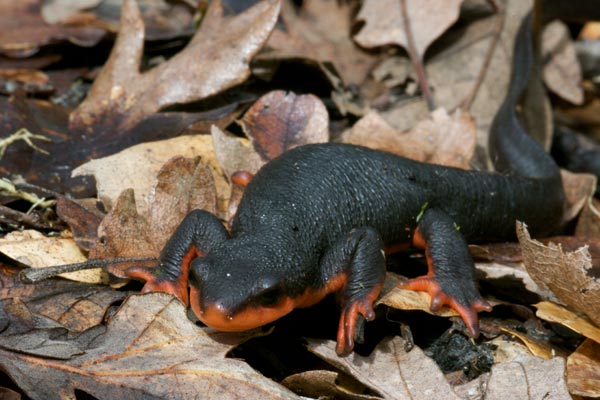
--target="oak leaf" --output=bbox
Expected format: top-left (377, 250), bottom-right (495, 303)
top-left (69, 0), bottom-right (280, 134)
top-left (0, 293), bottom-right (300, 400)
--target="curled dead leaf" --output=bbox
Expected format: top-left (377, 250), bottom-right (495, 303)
top-left (517, 222), bottom-right (600, 326)
top-left (534, 301), bottom-right (600, 343)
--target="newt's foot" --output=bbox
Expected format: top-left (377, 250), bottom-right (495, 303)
top-left (126, 266), bottom-right (190, 307)
top-left (336, 299), bottom-right (376, 356)
top-left (400, 276), bottom-right (491, 337)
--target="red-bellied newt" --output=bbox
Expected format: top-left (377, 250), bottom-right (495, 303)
top-left (127, 7), bottom-right (571, 356)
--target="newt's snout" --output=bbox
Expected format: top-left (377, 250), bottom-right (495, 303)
top-left (189, 285), bottom-right (296, 331)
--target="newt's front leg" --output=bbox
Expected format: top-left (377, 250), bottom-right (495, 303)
top-left (402, 208), bottom-right (492, 336)
top-left (126, 209), bottom-right (229, 305)
top-left (320, 227), bottom-right (387, 356)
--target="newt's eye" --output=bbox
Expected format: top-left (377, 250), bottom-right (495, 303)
top-left (255, 277), bottom-right (283, 307)
top-left (258, 286), bottom-right (282, 307)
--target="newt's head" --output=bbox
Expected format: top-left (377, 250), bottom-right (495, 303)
top-left (187, 255), bottom-right (295, 332)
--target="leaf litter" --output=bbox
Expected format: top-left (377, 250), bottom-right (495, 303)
top-left (0, 0), bottom-right (600, 398)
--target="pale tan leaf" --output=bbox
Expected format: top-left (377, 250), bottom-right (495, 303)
top-left (89, 157), bottom-right (218, 260)
top-left (340, 108), bottom-right (476, 168)
top-left (72, 135), bottom-right (226, 215)
top-left (484, 355), bottom-right (571, 400)
top-left (0, 230), bottom-right (106, 284)
top-left (211, 125), bottom-right (265, 179)
top-left (354, 0), bottom-right (463, 59)
top-left (377, 273), bottom-right (459, 318)
top-left (542, 21), bottom-right (584, 105)
top-left (567, 339), bottom-right (600, 397)
top-left (308, 337), bottom-right (462, 400)
top-left (560, 170), bottom-right (597, 224)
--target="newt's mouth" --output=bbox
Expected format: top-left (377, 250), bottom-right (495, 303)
top-left (189, 286), bottom-right (295, 331)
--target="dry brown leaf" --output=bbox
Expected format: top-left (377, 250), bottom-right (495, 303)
top-left (340, 108), bottom-right (476, 169)
top-left (354, 0), bottom-right (462, 59)
top-left (90, 157), bottom-right (217, 260)
top-left (1, 263), bottom-right (125, 334)
top-left (517, 223), bottom-right (600, 326)
top-left (240, 90), bottom-right (330, 160)
top-left (263, 0), bottom-right (379, 85)
top-left (551, 174), bottom-right (593, 211)
top-left (0, 230), bottom-right (107, 284)
top-left (0, 0), bottom-right (105, 57)
top-left (0, 293), bottom-right (299, 399)
top-left (567, 339), bottom-right (600, 397)
top-left (69, 0), bottom-right (280, 133)
top-left (535, 301), bottom-right (600, 343)
top-left (542, 21), bottom-right (584, 105)
top-left (72, 135), bottom-right (226, 215)
top-left (0, 387), bottom-right (20, 400)
top-left (0, 298), bottom-right (88, 359)
top-left (55, 197), bottom-right (104, 251)
top-left (282, 370), bottom-right (379, 400)
top-left (308, 337), bottom-right (463, 400)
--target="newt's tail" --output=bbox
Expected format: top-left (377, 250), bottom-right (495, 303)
top-left (488, 12), bottom-right (560, 181)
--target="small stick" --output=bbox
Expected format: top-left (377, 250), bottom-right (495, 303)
top-left (462, 0), bottom-right (505, 111)
top-left (20, 257), bottom-right (157, 283)
top-left (400, 0), bottom-right (436, 110)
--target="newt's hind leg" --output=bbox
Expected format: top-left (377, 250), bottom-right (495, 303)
top-left (402, 208), bottom-right (491, 337)
top-left (320, 227), bottom-right (386, 356)
top-left (126, 209), bottom-right (229, 306)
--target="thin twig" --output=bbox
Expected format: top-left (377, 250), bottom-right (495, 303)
top-left (0, 204), bottom-right (54, 230)
top-left (461, 1), bottom-right (505, 111)
top-left (0, 128), bottom-right (51, 160)
top-left (20, 257), bottom-right (157, 283)
top-left (400, 0), bottom-right (436, 110)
